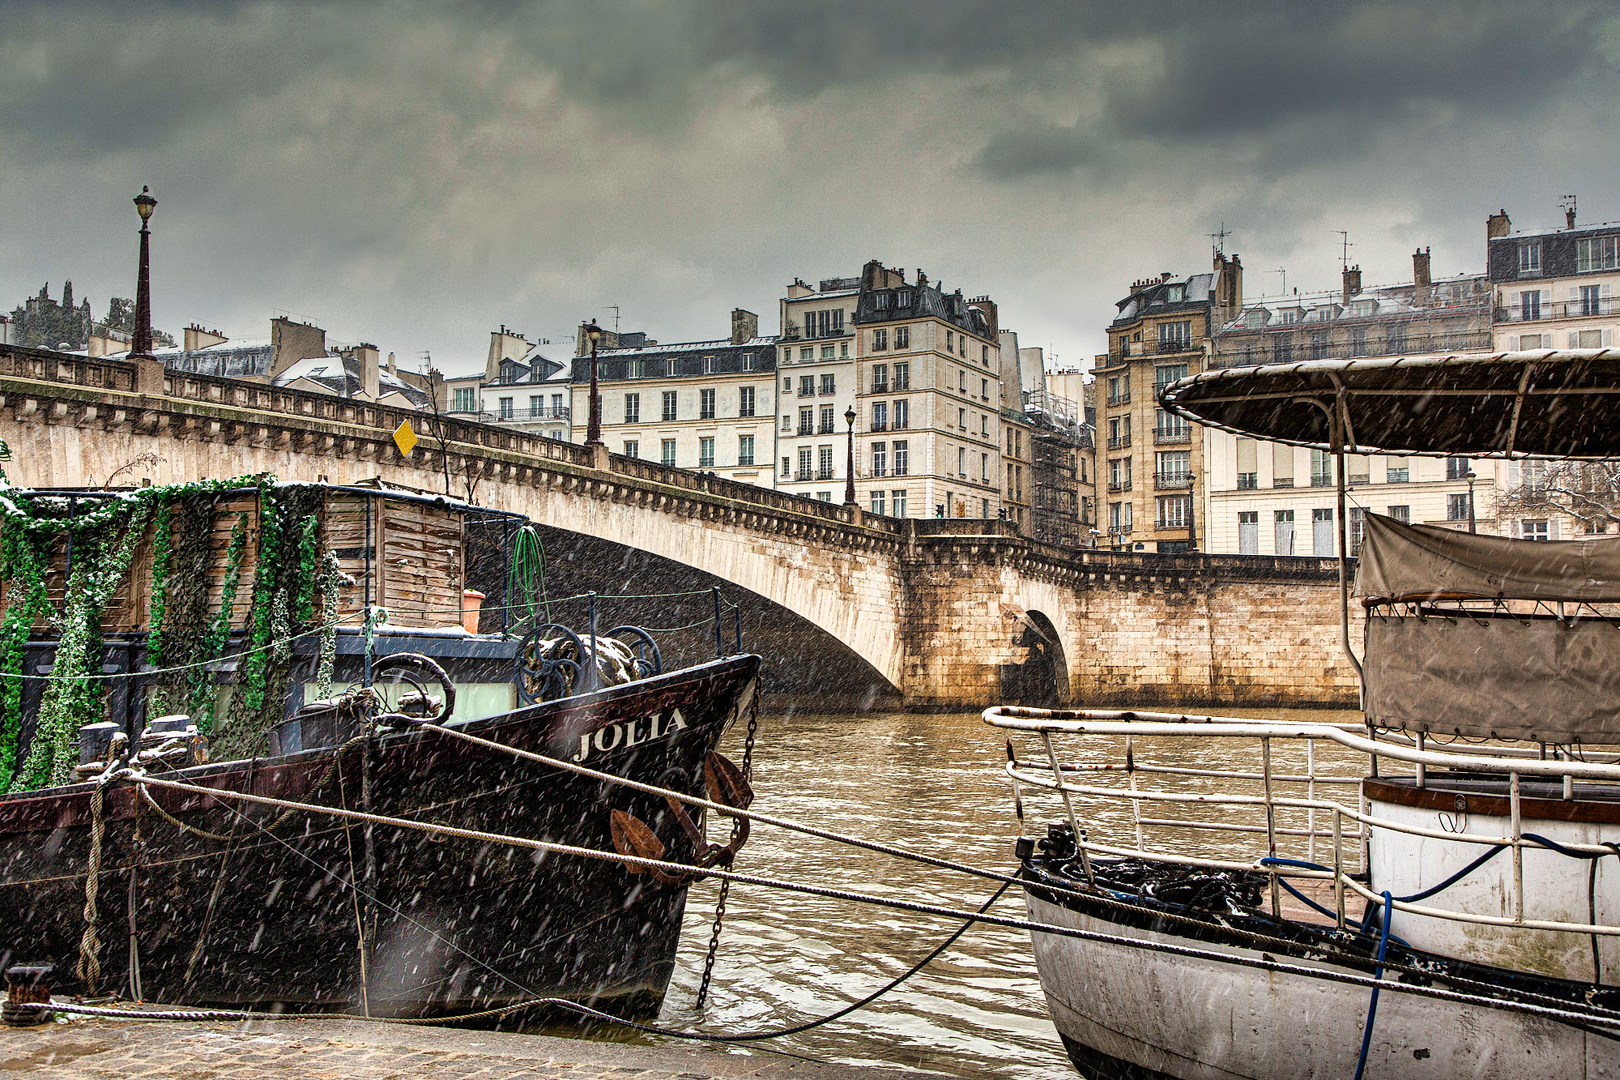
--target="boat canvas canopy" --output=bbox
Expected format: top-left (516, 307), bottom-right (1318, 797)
top-left (1159, 350), bottom-right (1620, 458)
top-left (1355, 512), bottom-right (1620, 603)
top-left (1363, 616), bottom-right (1620, 743)
top-left (1356, 513), bottom-right (1620, 742)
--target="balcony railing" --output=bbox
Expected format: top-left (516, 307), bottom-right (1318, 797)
top-left (871, 420), bottom-right (888, 432)
top-left (795, 468), bottom-right (814, 481)
top-left (872, 382), bottom-right (889, 395)
top-left (1153, 427), bottom-right (1191, 445)
top-left (485, 405), bottom-right (572, 422)
top-left (816, 467), bottom-right (835, 480)
top-left (797, 424), bottom-right (814, 436)
top-left (1107, 435), bottom-right (1131, 450)
top-left (1497, 296), bottom-right (1620, 322)
top-left (1154, 471), bottom-right (1193, 490)
top-left (819, 422), bottom-right (836, 434)
top-left (1107, 480), bottom-right (1131, 494)
top-left (1107, 393), bottom-right (1131, 407)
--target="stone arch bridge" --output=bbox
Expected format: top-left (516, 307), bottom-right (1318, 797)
top-left (0, 346), bottom-right (1360, 709)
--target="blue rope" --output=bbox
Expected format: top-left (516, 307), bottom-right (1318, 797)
top-left (1352, 891), bottom-right (1393, 1080)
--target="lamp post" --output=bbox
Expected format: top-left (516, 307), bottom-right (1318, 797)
top-left (1465, 468), bottom-right (1478, 534)
top-left (1186, 471), bottom-right (1198, 553)
top-left (584, 320), bottom-right (604, 447)
top-left (131, 187), bottom-right (157, 359)
top-left (843, 405), bottom-right (857, 506)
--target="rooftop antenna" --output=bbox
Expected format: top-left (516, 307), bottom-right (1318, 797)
top-left (1336, 231), bottom-right (1353, 271)
top-left (1560, 194), bottom-right (1577, 229)
top-left (607, 305), bottom-right (620, 333)
top-left (1270, 267), bottom-right (1286, 295)
top-left (1207, 222), bottom-right (1231, 256)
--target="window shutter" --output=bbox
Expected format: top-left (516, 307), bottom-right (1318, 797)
top-left (1569, 332), bottom-right (1581, 348)
top-left (1508, 461), bottom-right (1521, 486)
top-left (1543, 289), bottom-right (1552, 310)
top-left (1607, 330), bottom-right (1615, 347)
top-left (1604, 284), bottom-right (1613, 299)
top-left (1550, 519), bottom-right (1561, 541)
top-left (1510, 336), bottom-right (1520, 351)
top-left (1571, 287), bottom-right (1580, 302)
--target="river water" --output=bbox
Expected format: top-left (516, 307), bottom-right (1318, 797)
top-left (557, 704), bottom-right (1361, 1079)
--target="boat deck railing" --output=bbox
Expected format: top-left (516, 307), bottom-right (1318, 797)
top-left (985, 706), bottom-right (1620, 941)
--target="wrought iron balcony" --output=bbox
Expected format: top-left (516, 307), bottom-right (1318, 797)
top-left (1107, 435), bottom-right (1132, 450)
top-left (1153, 427), bottom-right (1191, 445)
top-left (1155, 471), bottom-right (1193, 490)
top-left (1107, 480), bottom-right (1131, 494)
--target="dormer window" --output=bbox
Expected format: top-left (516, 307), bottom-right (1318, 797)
top-left (1519, 241), bottom-right (1542, 274)
top-left (874, 292), bottom-right (892, 310)
top-left (897, 290), bottom-right (912, 307)
top-left (1166, 284), bottom-right (1185, 302)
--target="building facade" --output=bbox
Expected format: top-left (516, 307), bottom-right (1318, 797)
top-left (776, 279), bottom-right (860, 501)
top-left (1202, 248), bottom-right (1495, 554)
top-left (1488, 206), bottom-right (1620, 353)
top-left (1094, 253), bottom-right (1242, 552)
top-left (568, 310), bottom-right (779, 487)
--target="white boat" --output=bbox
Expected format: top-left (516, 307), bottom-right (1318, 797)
top-left (987, 350), bottom-right (1620, 1078)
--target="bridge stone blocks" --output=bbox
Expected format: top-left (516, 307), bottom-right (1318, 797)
top-left (0, 347), bottom-right (1362, 711)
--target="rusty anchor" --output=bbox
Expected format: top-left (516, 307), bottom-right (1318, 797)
top-left (611, 750), bottom-right (753, 885)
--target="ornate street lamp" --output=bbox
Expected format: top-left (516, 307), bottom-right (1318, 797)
top-left (843, 405), bottom-right (857, 506)
top-left (585, 319), bottom-right (604, 447)
top-left (1186, 470), bottom-right (1198, 552)
top-left (131, 187), bottom-right (157, 359)
top-left (1465, 468), bottom-right (1478, 534)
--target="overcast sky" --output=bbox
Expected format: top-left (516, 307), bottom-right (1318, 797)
top-left (4, 1), bottom-right (1618, 377)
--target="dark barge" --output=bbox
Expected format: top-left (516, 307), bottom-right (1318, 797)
top-left (0, 478), bottom-right (760, 1018)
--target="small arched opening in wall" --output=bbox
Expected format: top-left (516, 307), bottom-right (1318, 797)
top-left (1002, 609), bottom-right (1069, 707)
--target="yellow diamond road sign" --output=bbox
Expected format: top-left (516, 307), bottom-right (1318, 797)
top-left (393, 420), bottom-right (418, 456)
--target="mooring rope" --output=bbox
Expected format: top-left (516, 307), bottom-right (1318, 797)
top-left (75, 775), bottom-right (111, 996)
top-left (122, 771), bottom-right (1620, 1034)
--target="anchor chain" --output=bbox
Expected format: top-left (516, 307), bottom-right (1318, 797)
top-left (696, 685), bottom-right (760, 1009)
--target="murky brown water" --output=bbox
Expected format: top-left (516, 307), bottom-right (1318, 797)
top-left (562, 704), bottom-right (1361, 1078)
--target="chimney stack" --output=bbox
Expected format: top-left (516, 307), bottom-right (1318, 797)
top-left (1487, 209), bottom-right (1512, 241)
top-left (730, 308), bottom-right (758, 345)
top-left (1565, 196), bottom-right (1577, 230)
top-left (1412, 247), bottom-right (1432, 307)
top-left (1341, 265), bottom-right (1362, 305)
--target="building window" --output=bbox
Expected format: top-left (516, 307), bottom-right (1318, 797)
top-left (529, 394), bottom-right (543, 417)
top-left (946, 330), bottom-right (954, 352)
top-left (1519, 241), bottom-right (1542, 274)
top-left (1274, 339), bottom-right (1294, 364)
top-left (958, 406), bottom-right (967, 430)
top-left (892, 489), bottom-right (908, 517)
top-left (1310, 330), bottom-right (1330, 360)
top-left (452, 387), bottom-right (476, 412)
top-left (818, 445), bottom-right (835, 480)
top-left (798, 407), bottom-right (813, 435)
top-left (1522, 519), bottom-right (1550, 541)
top-left (801, 347), bottom-right (813, 361)
top-left (1155, 451), bottom-right (1190, 487)
top-left (700, 388), bottom-right (716, 419)
top-left (1519, 290), bottom-right (1542, 320)
top-left (895, 326), bottom-right (910, 349)
top-left (1580, 284), bottom-right (1604, 317)
top-left (624, 439), bottom-right (640, 458)
top-left (703, 355), bottom-right (715, 374)
top-left (1158, 321), bottom-right (1192, 352)
top-left (871, 491), bottom-right (887, 516)
top-left (958, 446), bottom-right (967, 477)
top-left (1153, 364), bottom-right (1189, 394)
top-left (1312, 508), bottom-right (1334, 557)
top-left (1108, 457), bottom-right (1131, 492)
top-left (1446, 456), bottom-right (1471, 480)
top-left (782, 456), bottom-right (791, 477)
top-left (872, 401), bottom-right (888, 431)
top-left (981, 378), bottom-right (989, 400)
top-left (1274, 510), bottom-right (1295, 556)
top-left (893, 440), bottom-right (909, 476)
top-left (739, 386), bottom-right (755, 417)
top-left (894, 399), bottom-right (910, 429)
top-left (628, 358), bottom-right (645, 378)
top-left (819, 405), bottom-right (835, 434)
top-left (873, 329), bottom-right (888, 351)
top-left (550, 429), bottom-right (564, 441)
top-left (872, 441), bottom-right (887, 477)
top-left (800, 375), bottom-right (815, 397)
top-left (820, 373), bottom-right (836, 395)
top-left (871, 364), bottom-right (888, 393)
top-left (1386, 324), bottom-right (1407, 354)
top-left (694, 437), bottom-right (712, 468)
top-left (1387, 505), bottom-right (1410, 524)
top-left (1310, 449), bottom-right (1333, 487)
top-left (894, 362), bottom-right (910, 390)
top-left (742, 352), bottom-right (755, 371)
top-left (822, 345), bottom-right (836, 359)
top-left (1349, 507), bottom-right (1365, 556)
top-left (1350, 327), bottom-right (1367, 356)
top-left (660, 438), bottom-right (677, 466)
top-left (981, 414), bottom-right (989, 437)
top-left (498, 397), bottom-right (514, 419)
top-left (1109, 501), bottom-right (1133, 536)
top-left (738, 435), bottom-right (755, 466)
top-left (1238, 511), bottom-right (1259, 555)
top-left (1577, 236), bottom-right (1620, 272)
top-left (958, 369), bottom-right (967, 393)
top-left (797, 447), bottom-right (813, 481)
top-left (817, 492), bottom-right (832, 502)
top-left (1157, 495), bottom-right (1191, 529)
top-left (1444, 493), bottom-right (1468, 522)
top-left (660, 391), bottom-right (677, 421)
top-left (1386, 459), bottom-right (1410, 483)
top-left (1154, 407), bottom-right (1190, 443)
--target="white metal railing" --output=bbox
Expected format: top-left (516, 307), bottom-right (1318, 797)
top-left (986, 707), bottom-right (1620, 940)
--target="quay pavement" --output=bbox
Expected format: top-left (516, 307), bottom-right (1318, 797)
top-left (0, 1016), bottom-right (947, 1080)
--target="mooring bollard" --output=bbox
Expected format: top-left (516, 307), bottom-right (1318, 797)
top-left (2, 964), bottom-right (54, 1026)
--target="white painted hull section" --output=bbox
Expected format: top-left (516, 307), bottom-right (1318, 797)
top-left (1027, 892), bottom-right (1620, 1079)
